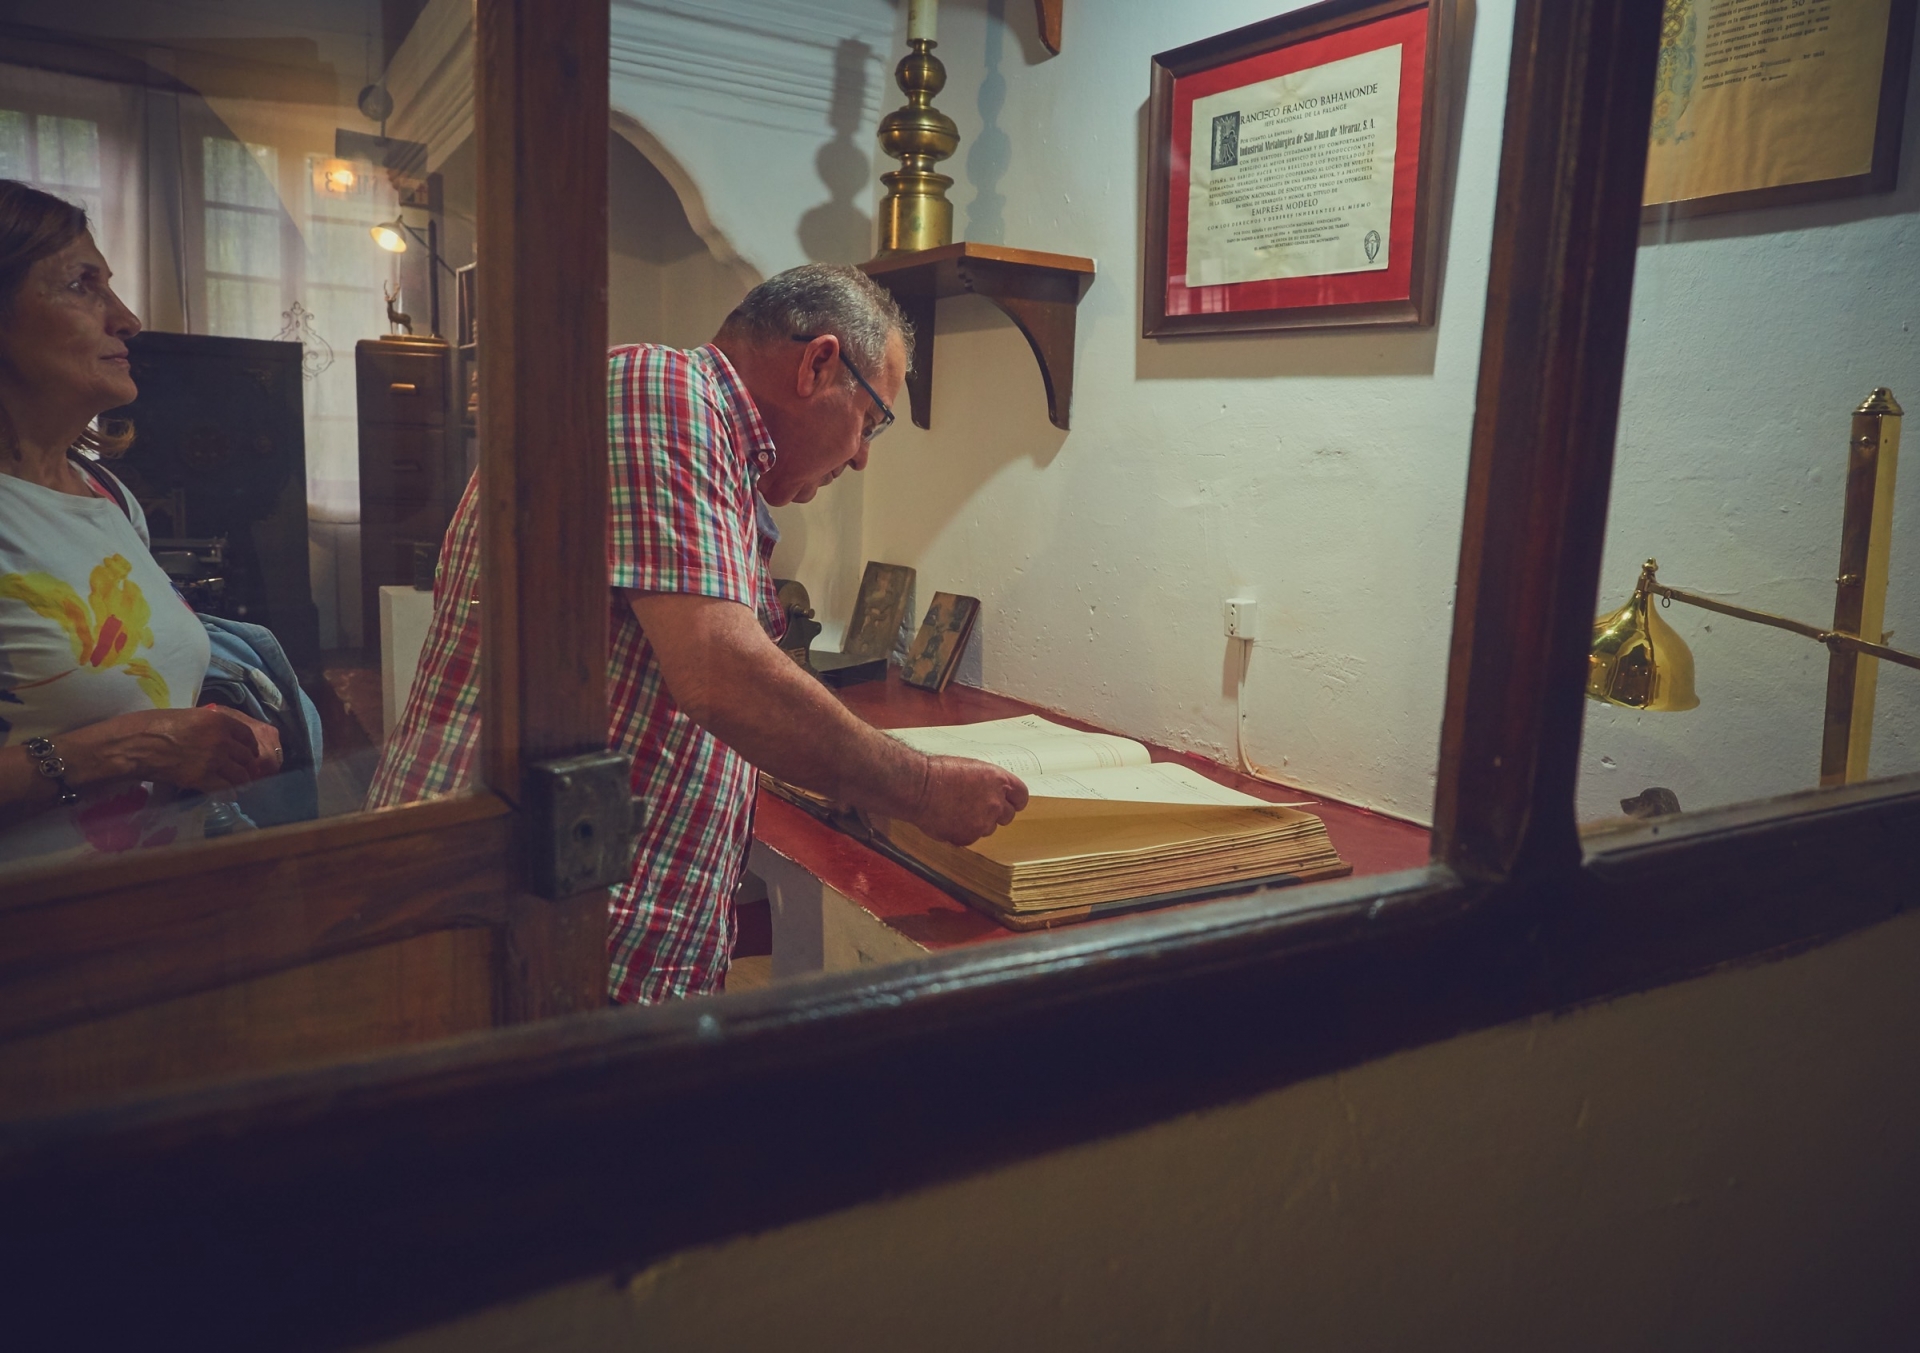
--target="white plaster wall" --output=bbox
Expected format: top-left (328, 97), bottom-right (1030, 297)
top-left (606, 0), bottom-right (899, 635)
top-left (608, 0), bottom-right (897, 277)
top-left (847, 0), bottom-right (1513, 821)
top-left (364, 907), bottom-right (1920, 1353)
top-left (1579, 77), bottom-right (1920, 819)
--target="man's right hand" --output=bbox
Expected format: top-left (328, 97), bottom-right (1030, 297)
top-left (909, 755), bottom-right (1029, 846)
top-left (626, 591), bottom-right (1031, 846)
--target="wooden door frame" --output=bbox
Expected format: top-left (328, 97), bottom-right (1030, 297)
top-left (0, 0), bottom-right (610, 1075)
top-left (7, 1), bottom-right (1920, 1347)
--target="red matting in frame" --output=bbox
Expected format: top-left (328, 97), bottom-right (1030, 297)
top-left (1162, 6), bottom-right (1429, 321)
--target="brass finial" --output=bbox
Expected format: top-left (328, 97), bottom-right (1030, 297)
top-left (1857, 387), bottom-right (1903, 416)
top-left (875, 40), bottom-right (960, 257)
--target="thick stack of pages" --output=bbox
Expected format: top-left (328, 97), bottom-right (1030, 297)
top-left (876, 715), bottom-right (1350, 920)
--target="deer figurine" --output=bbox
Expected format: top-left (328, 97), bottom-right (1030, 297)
top-left (384, 280), bottom-right (413, 336)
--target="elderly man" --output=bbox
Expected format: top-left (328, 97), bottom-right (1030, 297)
top-left (370, 264), bottom-right (1026, 1003)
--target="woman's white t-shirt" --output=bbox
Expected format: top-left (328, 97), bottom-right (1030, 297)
top-left (0, 459), bottom-right (211, 867)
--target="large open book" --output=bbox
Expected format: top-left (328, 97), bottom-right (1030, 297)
top-left (871, 716), bottom-right (1351, 924)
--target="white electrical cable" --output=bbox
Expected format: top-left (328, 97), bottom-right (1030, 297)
top-left (1233, 637), bottom-right (1316, 804)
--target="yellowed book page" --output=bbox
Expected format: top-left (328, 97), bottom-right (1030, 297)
top-left (886, 715), bottom-right (1151, 777)
top-left (884, 799), bottom-right (1344, 910)
top-left (1023, 761), bottom-right (1273, 806)
top-left (925, 799), bottom-right (1316, 869)
top-left (1645, 0), bottom-right (1891, 205)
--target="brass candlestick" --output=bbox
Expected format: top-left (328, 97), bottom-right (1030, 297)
top-left (875, 39), bottom-right (960, 257)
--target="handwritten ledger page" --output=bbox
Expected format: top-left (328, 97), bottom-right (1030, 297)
top-left (1645, 0), bottom-right (1891, 205)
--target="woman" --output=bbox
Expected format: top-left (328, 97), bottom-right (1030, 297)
top-left (0, 180), bottom-right (279, 868)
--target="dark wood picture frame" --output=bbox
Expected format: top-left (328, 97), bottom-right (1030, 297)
top-left (900, 593), bottom-right (981, 693)
top-left (1143, 0), bottom-right (1458, 337)
top-left (1642, 0), bottom-right (1916, 223)
top-left (454, 261), bottom-right (478, 347)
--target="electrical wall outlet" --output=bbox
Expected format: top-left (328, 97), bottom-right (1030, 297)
top-left (1224, 598), bottom-right (1258, 640)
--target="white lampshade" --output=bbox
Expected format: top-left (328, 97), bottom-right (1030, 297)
top-left (371, 218), bottom-right (408, 253)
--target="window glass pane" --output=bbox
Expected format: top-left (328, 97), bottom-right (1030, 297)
top-left (0, 0), bottom-right (1510, 1122)
top-left (1580, 3), bottom-right (1916, 831)
top-left (591, 1), bottom-right (1484, 1003)
top-left (202, 136), bottom-right (278, 210)
top-left (0, 15), bottom-right (478, 880)
top-left (202, 205), bottom-right (281, 287)
top-left (35, 114), bottom-right (100, 189)
top-left (0, 110), bottom-right (29, 180)
top-left (0, 0), bottom-right (499, 1117)
top-left (203, 275), bottom-right (283, 340)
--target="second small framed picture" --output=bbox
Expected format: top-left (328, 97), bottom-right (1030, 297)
top-left (1144, 0), bottom-right (1458, 337)
top-left (454, 262), bottom-right (478, 348)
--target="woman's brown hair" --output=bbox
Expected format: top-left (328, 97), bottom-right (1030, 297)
top-left (0, 178), bottom-right (134, 459)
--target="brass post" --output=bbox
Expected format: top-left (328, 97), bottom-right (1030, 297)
top-left (1819, 388), bottom-right (1903, 786)
top-left (874, 39), bottom-right (960, 257)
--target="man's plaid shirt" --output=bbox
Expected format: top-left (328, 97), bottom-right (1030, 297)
top-left (367, 344), bottom-right (784, 1003)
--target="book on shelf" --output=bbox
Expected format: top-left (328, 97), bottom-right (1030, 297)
top-left (766, 715), bottom-right (1351, 926)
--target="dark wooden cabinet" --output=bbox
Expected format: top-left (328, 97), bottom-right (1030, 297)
top-left (106, 332), bottom-right (319, 676)
top-left (356, 335), bottom-right (464, 647)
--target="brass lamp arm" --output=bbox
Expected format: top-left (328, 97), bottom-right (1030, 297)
top-left (1651, 583), bottom-right (1920, 674)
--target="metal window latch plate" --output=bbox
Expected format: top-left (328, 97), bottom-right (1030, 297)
top-left (526, 752), bottom-right (635, 899)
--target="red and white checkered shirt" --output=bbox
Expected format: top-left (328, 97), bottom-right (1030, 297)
top-left (368, 344), bottom-right (784, 1003)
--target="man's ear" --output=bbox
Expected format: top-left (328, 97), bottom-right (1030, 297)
top-left (793, 333), bottom-right (838, 399)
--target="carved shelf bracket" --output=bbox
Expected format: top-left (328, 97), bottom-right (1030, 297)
top-left (860, 242), bottom-right (1095, 432)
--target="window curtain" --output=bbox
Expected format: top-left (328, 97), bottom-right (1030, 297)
top-left (0, 63), bottom-right (147, 325)
top-left (2, 57), bottom-right (405, 646)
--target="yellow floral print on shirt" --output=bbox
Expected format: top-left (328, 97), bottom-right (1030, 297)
top-left (0, 554), bottom-right (170, 705)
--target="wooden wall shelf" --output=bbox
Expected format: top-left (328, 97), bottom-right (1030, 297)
top-left (860, 242), bottom-right (1095, 432)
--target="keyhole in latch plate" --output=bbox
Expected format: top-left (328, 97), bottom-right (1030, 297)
top-left (572, 818), bottom-right (595, 847)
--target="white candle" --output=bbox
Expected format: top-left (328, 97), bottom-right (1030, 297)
top-left (908, 0), bottom-right (937, 43)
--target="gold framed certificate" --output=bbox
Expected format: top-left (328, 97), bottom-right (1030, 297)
top-left (1644, 0), bottom-right (1916, 219)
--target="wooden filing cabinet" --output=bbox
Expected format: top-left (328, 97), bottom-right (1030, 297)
top-left (356, 335), bottom-right (462, 650)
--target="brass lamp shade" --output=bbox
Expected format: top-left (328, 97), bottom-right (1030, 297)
top-left (1587, 559), bottom-right (1699, 711)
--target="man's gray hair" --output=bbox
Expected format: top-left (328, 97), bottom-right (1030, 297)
top-left (722, 262), bottom-right (914, 377)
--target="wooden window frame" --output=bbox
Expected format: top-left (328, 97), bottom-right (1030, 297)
top-left (7, 1), bottom-right (1920, 1347)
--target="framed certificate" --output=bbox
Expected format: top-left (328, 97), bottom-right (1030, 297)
top-left (1144, 0), bottom-right (1458, 337)
top-left (1643, 0), bottom-right (1915, 220)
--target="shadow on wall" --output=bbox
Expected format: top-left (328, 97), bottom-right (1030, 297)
top-left (964, 0), bottom-right (1012, 243)
top-left (799, 38), bottom-right (877, 264)
top-left (608, 118), bottom-right (761, 349)
top-left (856, 291), bottom-right (1068, 553)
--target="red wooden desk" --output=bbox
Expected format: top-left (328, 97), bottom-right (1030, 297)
top-left (746, 674), bottom-right (1430, 977)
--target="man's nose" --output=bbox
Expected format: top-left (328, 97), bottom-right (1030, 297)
top-left (850, 442), bottom-right (870, 472)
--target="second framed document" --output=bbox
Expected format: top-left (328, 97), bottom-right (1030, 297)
top-left (1144, 0), bottom-right (1457, 337)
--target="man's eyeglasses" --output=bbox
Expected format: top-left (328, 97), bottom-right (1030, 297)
top-left (792, 334), bottom-right (894, 441)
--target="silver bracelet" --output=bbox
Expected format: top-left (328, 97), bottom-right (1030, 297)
top-left (22, 737), bottom-right (80, 805)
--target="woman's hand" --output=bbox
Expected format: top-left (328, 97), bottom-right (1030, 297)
top-left (65, 707), bottom-right (281, 794)
top-left (206, 705), bottom-right (283, 779)
top-left (1, 708), bottom-right (285, 821)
